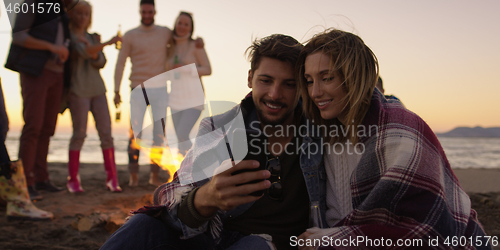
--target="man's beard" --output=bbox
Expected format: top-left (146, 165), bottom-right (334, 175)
top-left (141, 18), bottom-right (155, 26)
top-left (255, 100), bottom-right (294, 126)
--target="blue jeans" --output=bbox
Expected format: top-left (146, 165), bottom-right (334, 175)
top-left (128, 86), bottom-right (168, 173)
top-left (171, 108), bottom-right (202, 156)
top-left (100, 214), bottom-right (272, 250)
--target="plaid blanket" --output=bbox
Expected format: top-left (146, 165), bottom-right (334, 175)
top-left (312, 90), bottom-right (490, 249)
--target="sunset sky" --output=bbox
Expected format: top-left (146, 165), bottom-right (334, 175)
top-left (0, 0), bottom-right (499, 136)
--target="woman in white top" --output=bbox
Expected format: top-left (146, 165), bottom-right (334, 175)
top-left (166, 11), bottom-right (211, 156)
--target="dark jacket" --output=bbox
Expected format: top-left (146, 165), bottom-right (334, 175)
top-left (4, 0), bottom-right (71, 87)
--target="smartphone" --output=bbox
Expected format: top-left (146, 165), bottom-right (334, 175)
top-left (230, 128), bottom-right (267, 196)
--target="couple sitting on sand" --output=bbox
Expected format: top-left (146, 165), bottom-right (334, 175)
top-left (101, 31), bottom-right (490, 250)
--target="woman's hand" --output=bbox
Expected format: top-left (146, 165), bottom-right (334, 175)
top-left (106, 35), bottom-right (122, 46)
top-left (92, 33), bottom-right (101, 43)
top-left (78, 35), bottom-right (98, 59)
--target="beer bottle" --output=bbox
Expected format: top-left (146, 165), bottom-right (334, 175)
top-left (309, 201), bottom-right (324, 228)
top-left (116, 25), bottom-right (122, 50)
top-left (56, 38), bottom-right (71, 65)
top-left (115, 104), bottom-right (121, 122)
top-left (174, 55), bottom-right (180, 79)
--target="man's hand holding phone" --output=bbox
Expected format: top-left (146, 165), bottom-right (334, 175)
top-left (193, 159), bottom-right (271, 217)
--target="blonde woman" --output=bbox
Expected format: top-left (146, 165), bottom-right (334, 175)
top-left (166, 11), bottom-right (211, 156)
top-left (66, 1), bottom-right (122, 193)
top-left (296, 29), bottom-right (488, 249)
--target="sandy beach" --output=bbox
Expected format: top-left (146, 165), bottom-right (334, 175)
top-left (453, 168), bottom-right (500, 193)
top-left (0, 164), bottom-right (499, 250)
top-left (0, 163), bottom-right (160, 250)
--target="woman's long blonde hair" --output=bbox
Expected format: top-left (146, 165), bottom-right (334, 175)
top-left (68, 0), bottom-right (92, 31)
top-left (297, 29), bottom-right (379, 144)
top-left (166, 11), bottom-right (194, 60)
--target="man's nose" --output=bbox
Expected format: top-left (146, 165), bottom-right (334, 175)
top-left (268, 84), bottom-right (282, 100)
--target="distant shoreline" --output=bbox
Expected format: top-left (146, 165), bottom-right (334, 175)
top-left (436, 126), bottom-right (500, 137)
top-left (437, 135), bottom-right (500, 138)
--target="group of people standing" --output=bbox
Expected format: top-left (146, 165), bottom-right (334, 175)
top-left (114, 1), bottom-right (210, 187)
top-left (1, 0), bottom-right (211, 220)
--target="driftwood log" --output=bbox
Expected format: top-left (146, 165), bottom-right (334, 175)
top-left (71, 213), bottom-right (110, 232)
top-left (71, 212), bottom-right (126, 233)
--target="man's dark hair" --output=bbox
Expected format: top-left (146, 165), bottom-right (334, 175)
top-left (140, 0), bottom-right (155, 6)
top-left (245, 34), bottom-right (303, 72)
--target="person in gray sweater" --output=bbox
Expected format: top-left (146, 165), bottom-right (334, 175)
top-left (114, 0), bottom-right (204, 187)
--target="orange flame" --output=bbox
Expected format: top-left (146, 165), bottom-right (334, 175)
top-left (149, 147), bottom-right (184, 183)
top-left (129, 128), bottom-right (142, 155)
top-left (133, 138), bottom-right (185, 183)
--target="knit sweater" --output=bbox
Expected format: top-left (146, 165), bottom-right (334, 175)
top-left (324, 142), bottom-right (361, 226)
top-left (114, 24), bottom-right (172, 91)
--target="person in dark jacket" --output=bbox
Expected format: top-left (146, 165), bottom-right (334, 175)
top-left (4, 0), bottom-right (74, 200)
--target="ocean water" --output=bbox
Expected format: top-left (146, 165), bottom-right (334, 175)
top-left (437, 137), bottom-right (500, 169)
top-left (6, 132), bottom-right (133, 165)
top-left (5, 126), bottom-right (184, 166)
top-left (4, 133), bottom-right (500, 169)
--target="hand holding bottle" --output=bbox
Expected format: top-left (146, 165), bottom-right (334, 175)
top-left (116, 25), bottom-right (122, 50)
top-left (114, 90), bottom-right (122, 123)
top-left (106, 35), bottom-right (122, 46)
top-left (114, 92), bottom-right (121, 107)
top-left (115, 104), bottom-right (121, 122)
top-left (92, 33), bottom-right (101, 43)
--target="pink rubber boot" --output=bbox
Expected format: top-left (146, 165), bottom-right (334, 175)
top-left (102, 148), bottom-right (122, 192)
top-left (67, 150), bottom-right (84, 193)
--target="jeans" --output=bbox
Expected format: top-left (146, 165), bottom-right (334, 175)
top-left (68, 93), bottom-right (113, 150)
top-left (171, 108), bottom-right (202, 156)
top-left (100, 213), bottom-right (273, 250)
top-left (18, 69), bottom-right (63, 186)
top-left (128, 86), bottom-right (168, 173)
